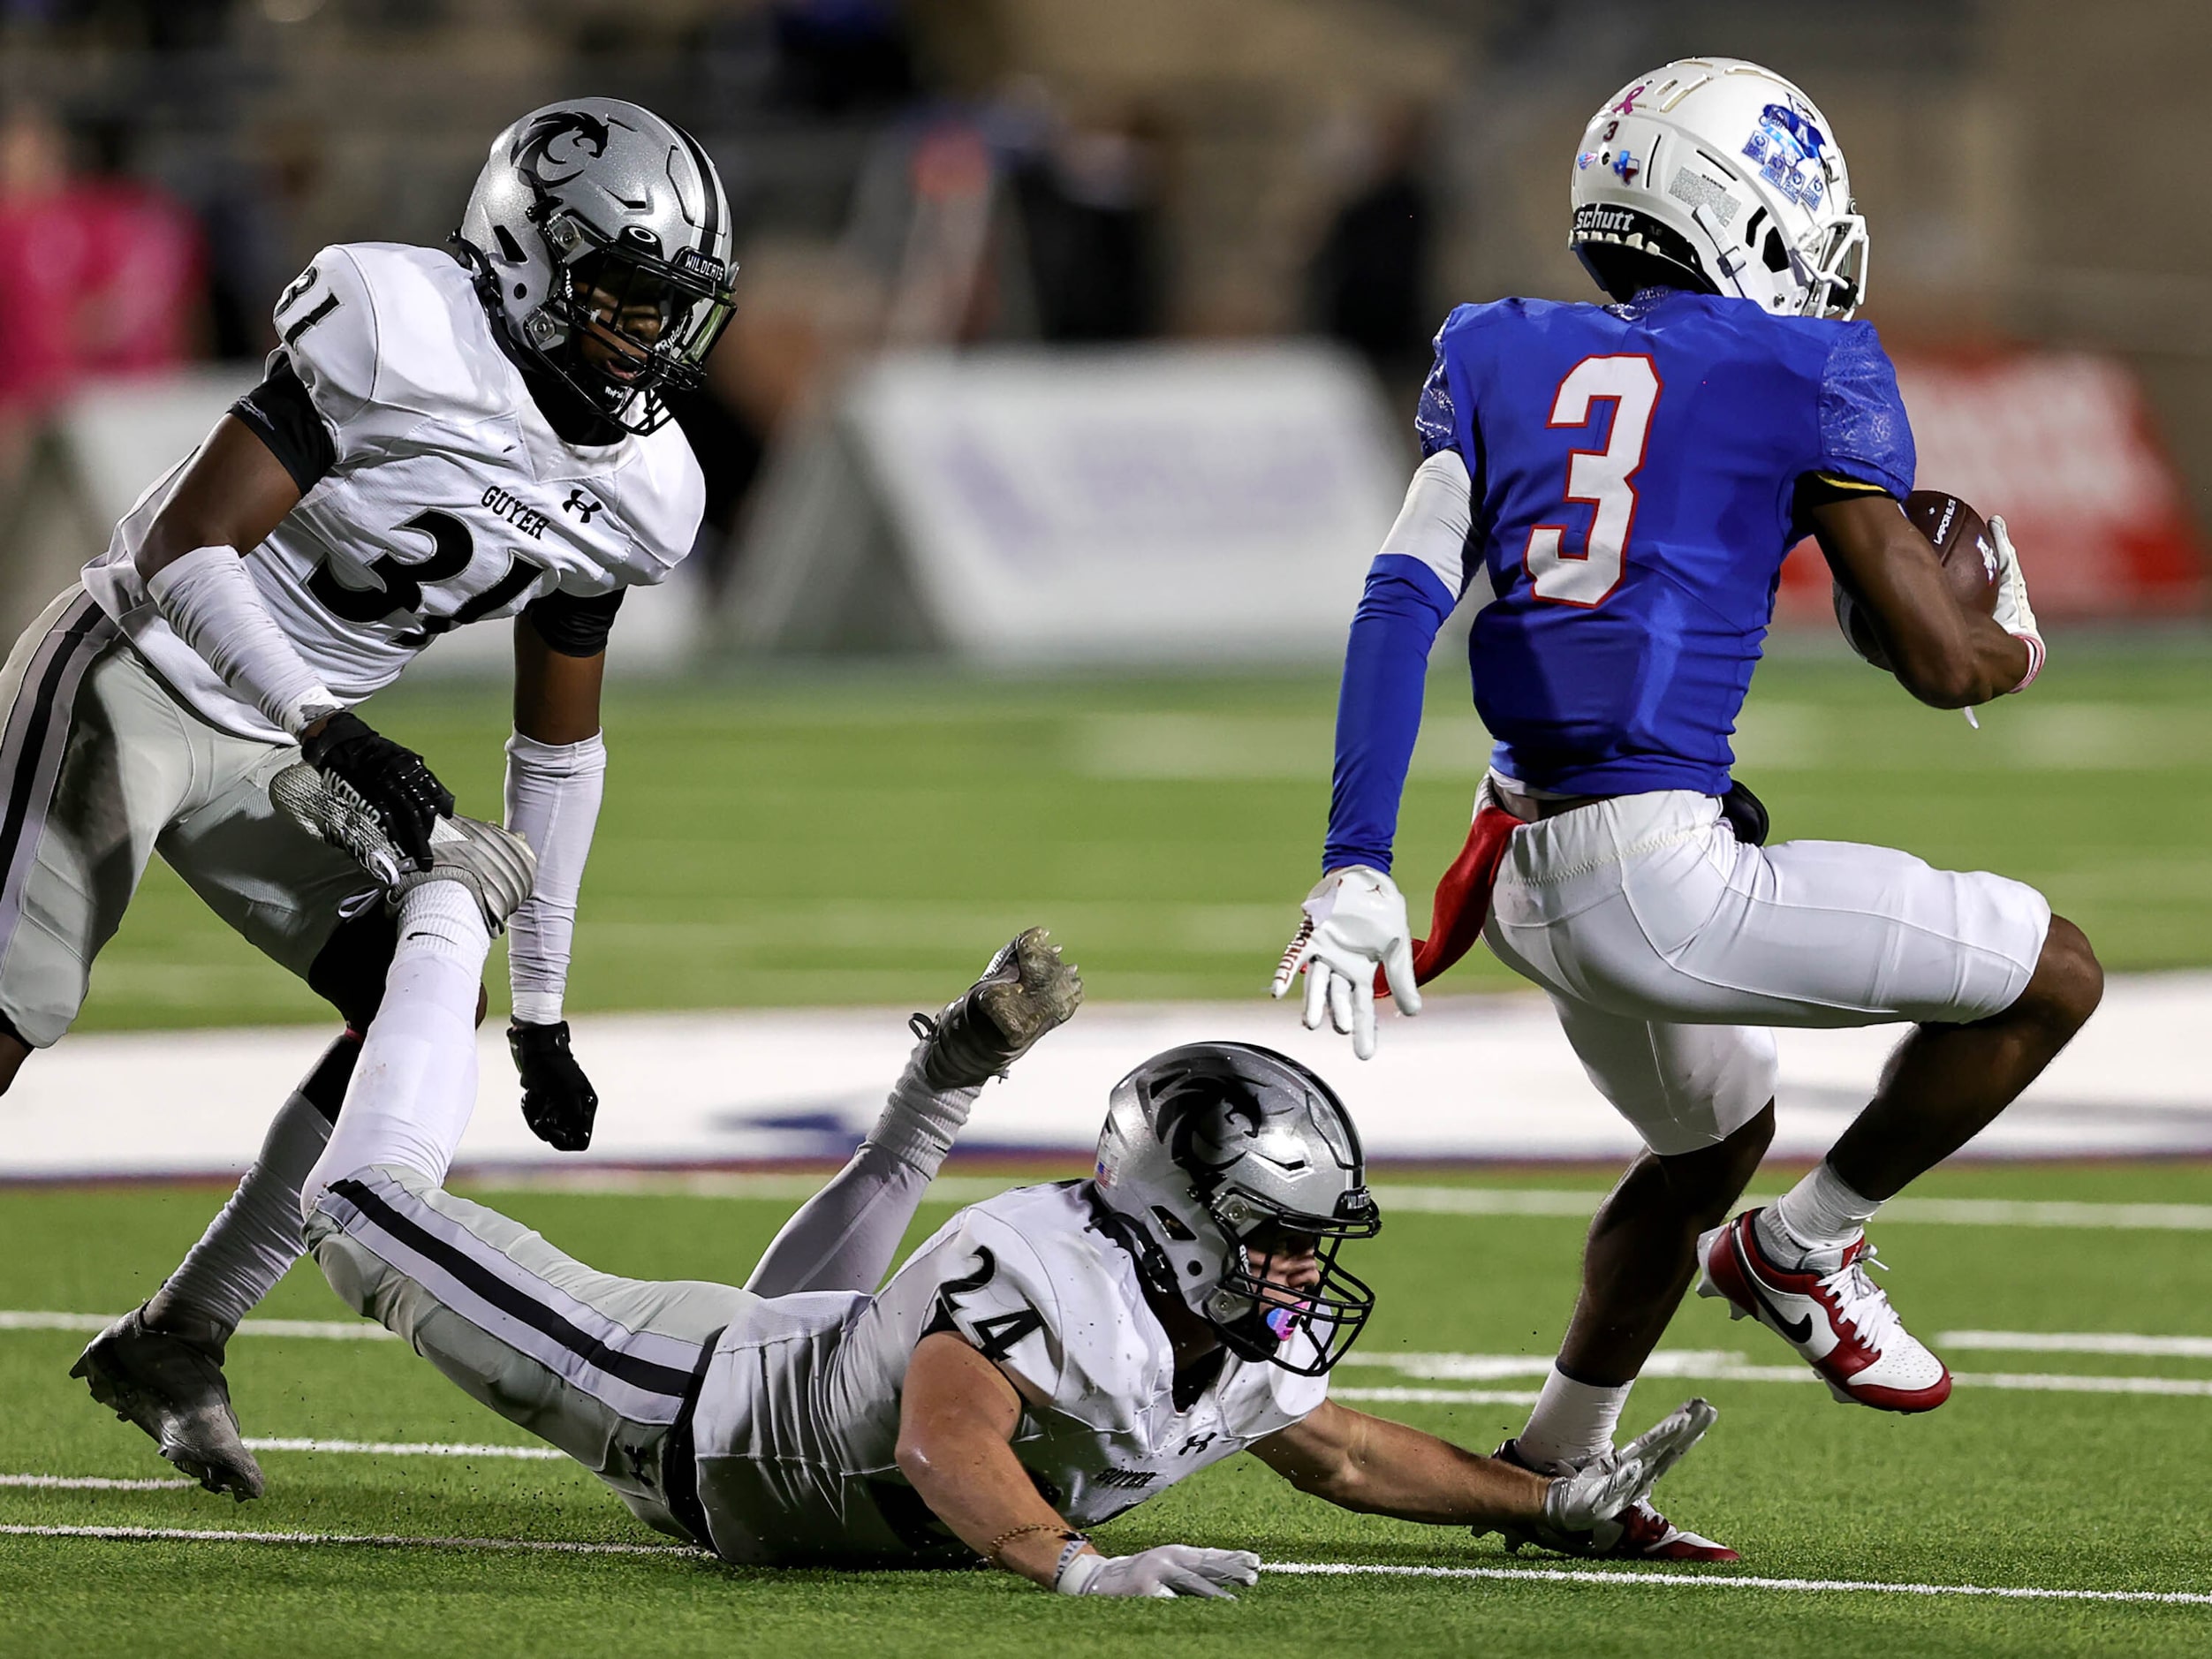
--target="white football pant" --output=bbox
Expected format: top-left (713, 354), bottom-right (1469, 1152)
top-left (1482, 786), bottom-right (2051, 1155)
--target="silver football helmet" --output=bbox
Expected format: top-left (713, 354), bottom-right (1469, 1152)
top-left (457, 98), bottom-right (738, 434)
top-left (1094, 1042), bottom-right (1380, 1376)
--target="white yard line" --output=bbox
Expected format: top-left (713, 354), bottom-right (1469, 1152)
top-left (242, 1437), bottom-right (564, 1461)
top-left (1939, 1330), bottom-right (2212, 1358)
top-left (1371, 1187), bottom-right (2212, 1231)
top-left (0, 1523), bottom-right (689, 1556)
top-left (0, 1310), bottom-right (394, 1340)
top-left (1337, 1352), bottom-right (2212, 1400)
top-left (0, 1473), bottom-right (193, 1490)
top-left (1262, 1561), bottom-right (2212, 1605)
top-left (2, 1521), bottom-right (2205, 1604)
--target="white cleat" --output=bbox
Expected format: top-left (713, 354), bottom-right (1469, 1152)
top-left (1696, 1209), bottom-right (1952, 1413)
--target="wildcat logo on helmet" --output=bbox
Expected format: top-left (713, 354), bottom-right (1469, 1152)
top-left (1742, 102), bottom-right (1830, 210)
top-left (511, 110), bottom-right (613, 190)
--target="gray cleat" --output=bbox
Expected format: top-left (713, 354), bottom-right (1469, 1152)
top-left (913, 927), bottom-right (1084, 1090)
top-left (270, 761), bottom-right (537, 933)
top-left (71, 1307), bottom-right (266, 1501)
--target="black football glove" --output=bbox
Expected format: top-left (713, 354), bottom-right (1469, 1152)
top-left (510, 1019), bottom-right (598, 1151)
top-left (300, 710), bottom-right (455, 871)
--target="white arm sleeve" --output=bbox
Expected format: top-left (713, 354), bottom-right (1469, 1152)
top-left (144, 545), bottom-right (342, 737)
top-left (503, 729), bottom-right (607, 1026)
top-left (1378, 449), bottom-right (1481, 609)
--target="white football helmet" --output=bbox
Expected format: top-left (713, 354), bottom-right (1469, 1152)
top-left (456, 98), bottom-right (738, 434)
top-left (1092, 1042), bottom-right (1380, 1376)
top-left (1568, 57), bottom-right (1867, 320)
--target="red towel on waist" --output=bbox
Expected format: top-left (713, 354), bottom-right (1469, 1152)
top-left (1374, 799), bottom-right (1521, 999)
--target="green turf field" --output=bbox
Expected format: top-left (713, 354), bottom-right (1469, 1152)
top-left (72, 638), bottom-right (2212, 1030)
top-left (4, 1163), bottom-right (2211, 1655)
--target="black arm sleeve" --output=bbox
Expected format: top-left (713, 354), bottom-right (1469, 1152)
top-left (521, 587), bottom-right (625, 657)
top-left (229, 353), bottom-right (337, 494)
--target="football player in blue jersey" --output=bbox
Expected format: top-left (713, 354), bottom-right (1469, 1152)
top-left (1273, 58), bottom-right (2104, 1562)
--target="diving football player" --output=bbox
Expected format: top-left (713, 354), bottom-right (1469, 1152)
top-left (279, 848), bottom-right (1717, 1591)
top-left (1274, 57), bottom-right (2102, 1559)
top-left (36, 98), bottom-right (737, 1496)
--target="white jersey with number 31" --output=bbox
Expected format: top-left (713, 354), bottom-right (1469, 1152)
top-left (81, 241), bottom-right (704, 741)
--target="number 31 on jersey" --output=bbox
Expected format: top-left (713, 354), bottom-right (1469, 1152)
top-left (1526, 354), bottom-right (1661, 608)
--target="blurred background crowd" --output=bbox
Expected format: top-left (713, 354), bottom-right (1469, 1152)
top-left (0, 0), bottom-right (2205, 655)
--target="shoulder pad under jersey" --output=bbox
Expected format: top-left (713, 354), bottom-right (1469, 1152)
top-left (924, 1193), bottom-right (1155, 1426)
top-left (271, 243), bottom-right (517, 458)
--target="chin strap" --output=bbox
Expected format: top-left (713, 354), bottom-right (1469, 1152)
top-left (1693, 204), bottom-right (1753, 299)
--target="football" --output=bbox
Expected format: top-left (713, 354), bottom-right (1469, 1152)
top-left (1832, 489), bottom-right (2001, 671)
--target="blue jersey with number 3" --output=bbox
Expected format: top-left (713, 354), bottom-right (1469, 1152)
top-left (1322, 288), bottom-right (1916, 873)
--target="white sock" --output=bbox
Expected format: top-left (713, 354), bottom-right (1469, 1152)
top-left (148, 1089), bottom-right (333, 1338)
top-left (303, 886), bottom-right (490, 1216)
top-left (1761, 1160), bottom-right (1882, 1259)
top-left (1517, 1363), bottom-right (1632, 1468)
top-left (862, 1044), bottom-right (983, 1179)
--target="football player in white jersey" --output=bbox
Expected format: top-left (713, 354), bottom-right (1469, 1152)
top-left (24, 98), bottom-right (737, 1498)
top-left (280, 847), bottom-right (1717, 1592)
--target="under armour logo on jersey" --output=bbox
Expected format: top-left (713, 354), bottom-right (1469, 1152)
top-left (563, 489), bottom-right (603, 523)
top-left (1176, 1432), bottom-right (1219, 1457)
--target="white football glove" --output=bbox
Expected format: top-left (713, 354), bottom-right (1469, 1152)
top-left (1542, 1397), bottom-right (1718, 1546)
top-left (1269, 865), bottom-right (1420, 1061)
top-left (1987, 514), bottom-right (2045, 692)
top-left (1056, 1544), bottom-right (1261, 1600)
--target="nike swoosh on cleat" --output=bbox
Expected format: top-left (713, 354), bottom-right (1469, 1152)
top-left (1766, 1306), bottom-right (1814, 1344)
top-left (1734, 1235), bottom-right (1815, 1343)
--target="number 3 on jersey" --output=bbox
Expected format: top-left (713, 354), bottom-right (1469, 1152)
top-left (1525, 354), bottom-right (1661, 607)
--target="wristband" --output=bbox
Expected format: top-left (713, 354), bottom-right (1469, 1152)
top-left (511, 991), bottom-right (564, 1026)
top-left (2007, 633), bottom-right (2045, 694)
top-left (1054, 1546), bottom-right (1106, 1595)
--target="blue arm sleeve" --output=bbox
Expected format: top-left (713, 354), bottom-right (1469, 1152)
top-left (1817, 322), bottom-right (1916, 500)
top-left (1322, 554), bottom-right (1457, 875)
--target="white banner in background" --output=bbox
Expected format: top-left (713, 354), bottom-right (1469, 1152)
top-left (5, 976), bottom-right (2208, 1180)
top-left (839, 345), bottom-right (1404, 663)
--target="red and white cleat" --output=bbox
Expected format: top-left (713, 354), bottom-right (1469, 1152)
top-left (1490, 1438), bottom-right (1740, 1562)
top-left (1696, 1210), bottom-right (1952, 1413)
